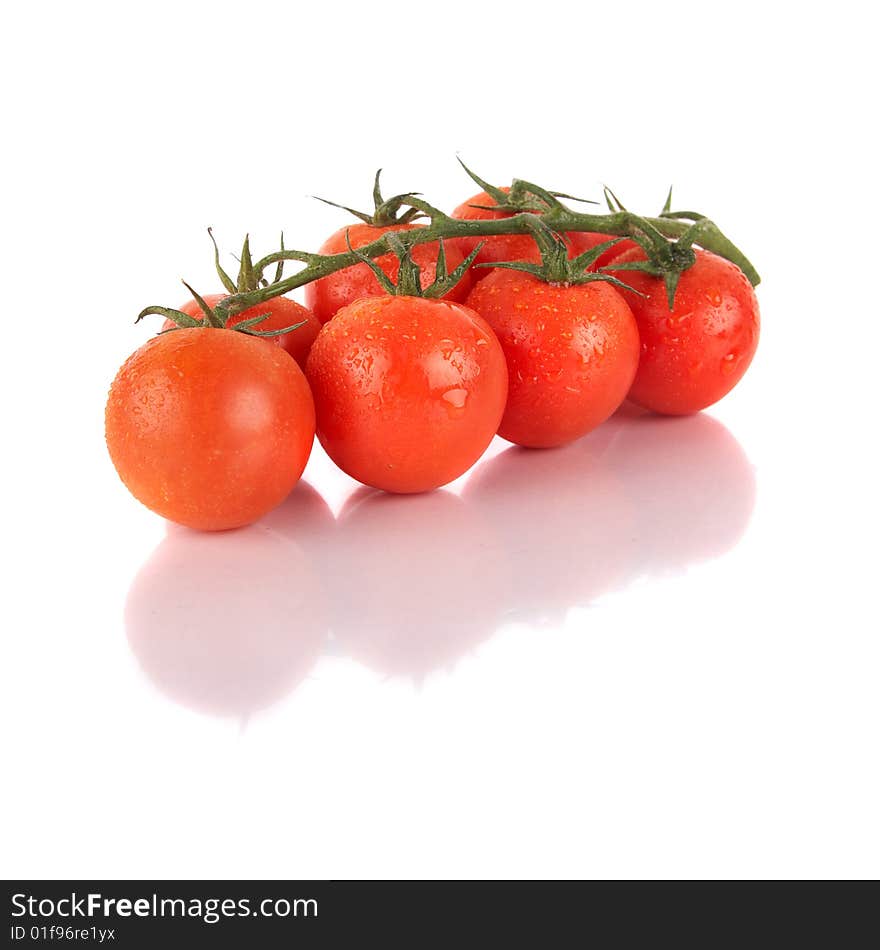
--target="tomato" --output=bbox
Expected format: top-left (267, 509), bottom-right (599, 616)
top-left (164, 293), bottom-right (320, 370)
top-left (451, 188), bottom-right (544, 268)
top-left (106, 328), bottom-right (315, 530)
top-left (305, 295), bottom-right (508, 493)
top-left (304, 222), bottom-right (473, 324)
top-left (465, 271), bottom-right (640, 448)
top-left (567, 230), bottom-right (639, 269)
top-left (451, 187), bottom-right (634, 271)
top-left (605, 247), bottom-right (760, 414)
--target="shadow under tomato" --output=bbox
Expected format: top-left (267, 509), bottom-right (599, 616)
top-left (124, 413), bottom-right (755, 717)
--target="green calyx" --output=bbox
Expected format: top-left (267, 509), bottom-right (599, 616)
top-left (457, 157), bottom-right (597, 215)
top-left (347, 229), bottom-right (483, 299)
top-left (209, 228), bottom-right (289, 295)
top-left (133, 161), bottom-right (760, 329)
top-left (479, 217), bottom-right (639, 294)
top-left (314, 168), bottom-right (424, 227)
top-left (135, 233), bottom-right (307, 339)
top-left (598, 186), bottom-right (709, 308)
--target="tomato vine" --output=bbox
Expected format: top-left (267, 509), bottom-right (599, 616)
top-left (141, 164), bottom-right (760, 325)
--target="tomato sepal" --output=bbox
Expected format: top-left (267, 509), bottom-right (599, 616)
top-left (475, 217), bottom-right (642, 294)
top-left (313, 168), bottom-right (424, 227)
top-left (344, 228), bottom-right (483, 299)
top-left (456, 158), bottom-right (598, 214)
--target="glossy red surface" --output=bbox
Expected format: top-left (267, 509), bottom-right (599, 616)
top-left (466, 271), bottom-right (640, 447)
top-left (170, 293), bottom-right (321, 370)
top-left (106, 328), bottom-right (315, 529)
top-left (305, 295), bottom-right (508, 493)
top-left (607, 248), bottom-right (760, 414)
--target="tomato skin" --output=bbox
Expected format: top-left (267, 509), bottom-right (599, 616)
top-left (106, 328), bottom-right (315, 530)
top-left (167, 293), bottom-right (320, 370)
top-left (567, 230), bottom-right (639, 269)
top-left (606, 248), bottom-right (760, 414)
top-left (305, 295), bottom-right (508, 493)
top-left (451, 190), bottom-right (544, 268)
top-left (465, 271), bottom-right (640, 448)
top-left (303, 222), bottom-right (472, 324)
top-left (451, 188), bottom-right (631, 272)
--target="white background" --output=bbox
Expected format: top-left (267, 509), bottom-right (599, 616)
top-left (2, 1), bottom-right (877, 879)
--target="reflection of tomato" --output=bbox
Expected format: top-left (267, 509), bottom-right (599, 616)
top-left (463, 441), bottom-right (634, 625)
top-left (126, 525), bottom-right (327, 717)
top-left (260, 480), bottom-right (337, 579)
top-left (331, 490), bottom-right (508, 678)
top-left (599, 407), bottom-right (756, 573)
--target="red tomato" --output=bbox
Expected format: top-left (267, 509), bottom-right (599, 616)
top-left (106, 328), bottom-right (315, 530)
top-left (304, 222), bottom-right (473, 324)
top-left (451, 187), bottom-right (633, 271)
top-left (606, 248), bottom-right (760, 414)
top-left (451, 188), bottom-right (544, 268)
top-left (305, 295), bottom-right (508, 493)
top-left (567, 230), bottom-right (639, 269)
top-left (465, 271), bottom-right (640, 447)
top-left (164, 293), bottom-right (320, 370)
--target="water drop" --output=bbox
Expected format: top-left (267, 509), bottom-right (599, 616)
top-left (442, 388), bottom-right (467, 408)
top-left (721, 351), bottom-right (739, 375)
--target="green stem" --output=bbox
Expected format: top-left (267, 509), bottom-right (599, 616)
top-left (216, 208), bottom-right (759, 319)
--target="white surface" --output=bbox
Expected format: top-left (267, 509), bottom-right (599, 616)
top-left (2, 1), bottom-right (877, 880)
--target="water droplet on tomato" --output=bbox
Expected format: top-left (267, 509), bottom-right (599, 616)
top-left (442, 388), bottom-right (468, 410)
top-left (721, 351), bottom-right (739, 375)
top-left (438, 338), bottom-right (456, 359)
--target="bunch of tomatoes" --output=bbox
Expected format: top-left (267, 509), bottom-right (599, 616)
top-left (105, 167), bottom-right (761, 531)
